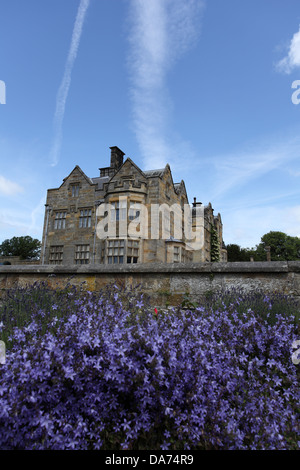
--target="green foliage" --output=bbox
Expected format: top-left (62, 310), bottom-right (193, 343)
top-left (255, 231), bottom-right (300, 261)
top-left (210, 224), bottom-right (220, 262)
top-left (0, 235), bottom-right (41, 260)
top-left (226, 244), bottom-right (255, 262)
top-left (226, 231), bottom-right (300, 262)
top-left (181, 292), bottom-right (198, 309)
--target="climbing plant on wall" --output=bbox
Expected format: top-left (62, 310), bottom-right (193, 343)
top-left (210, 224), bottom-right (220, 262)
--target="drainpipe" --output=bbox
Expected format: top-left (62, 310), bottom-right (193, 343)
top-left (93, 202), bottom-right (100, 264)
top-left (42, 204), bottom-right (51, 265)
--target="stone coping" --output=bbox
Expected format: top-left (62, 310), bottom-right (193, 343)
top-left (0, 261), bottom-right (299, 274)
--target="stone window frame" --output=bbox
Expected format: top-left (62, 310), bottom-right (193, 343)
top-left (105, 238), bottom-right (140, 264)
top-left (127, 239), bottom-right (139, 263)
top-left (75, 244), bottom-right (90, 264)
top-left (110, 200), bottom-right (127, 222)
top-left (70, 183), bottom-right (80, 197)
top-left (172, 245), bottom-right (192, 263)
top-left (182, 247), bottom-right (193, 263)
top-left (106, 239), bottom-right (125, 264)
top-left (128, 201), bottom-right (141, 221)
top-left (54, 211), bottom-right (67, 230)
top-left (49, 245), bottom-right (64, 264)
top-left (79, 208), bottom-right (92, 228)
top-left (173, 246), bottom-right (180, 262)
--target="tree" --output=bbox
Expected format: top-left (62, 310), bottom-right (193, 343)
top-left (0, 236), bottom-right (41, 260)
top-left (226, 244), bottom-right (254, 262)
top-left (254, 231), bottom-right (300, 261)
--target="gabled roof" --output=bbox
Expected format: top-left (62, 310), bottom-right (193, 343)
top-left (174, 180), bottom-right (188, 198)
top-left (91, 176), bottom-right (110, 190)
top-left (59, 165), bottom-right (96, 189)
top-left (143, 168), bottom-right (165, 178)
top-left (108, 157), bottom-right (148, 182)
top-left (143, 163), bottom-right (188, 198)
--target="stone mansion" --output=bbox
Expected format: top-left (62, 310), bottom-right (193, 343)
top-left (41, 146), bottom-right (227, 265)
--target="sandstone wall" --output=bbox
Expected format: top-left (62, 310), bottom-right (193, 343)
top-left (0, 261), bottom-right (299, 306)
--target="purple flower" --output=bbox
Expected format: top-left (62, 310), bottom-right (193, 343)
top-left (0, 284), bottom-right (298, 450)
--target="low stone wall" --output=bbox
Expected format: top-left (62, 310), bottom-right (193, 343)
top-left (0, 256), bottom-right (39, 266)
top-left (0, 261), bottom-right (300, 306)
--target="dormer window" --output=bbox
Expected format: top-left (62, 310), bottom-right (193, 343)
top-left (71, 184), bottom-right (80, 197)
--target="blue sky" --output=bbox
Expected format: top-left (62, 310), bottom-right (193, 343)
top-left (1, 0), bottom-right (300, 250)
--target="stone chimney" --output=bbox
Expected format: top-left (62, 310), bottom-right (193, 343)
top-left (110, 146), bottom-right (125, 171)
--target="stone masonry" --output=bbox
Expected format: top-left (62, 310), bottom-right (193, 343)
top-left (0, 261), bottom-right (299, 306)
top-left (41, 146), bottom-right (227, 266)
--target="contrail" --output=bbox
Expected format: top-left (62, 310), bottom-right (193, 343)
top-left (50, 0), bottom-right (90, 167)
top-left (127, 0), bottom-right (205, 170)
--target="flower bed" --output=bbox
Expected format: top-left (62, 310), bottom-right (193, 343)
top-left (0, 283), bottom-right (299, 450)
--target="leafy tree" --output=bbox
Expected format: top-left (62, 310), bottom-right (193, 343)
top-left (226, 244), bottom-right (254, 262)
top-left (254, 231), bottom-right (300, 261)
top-left (0, 236), bottom-right (41, 260)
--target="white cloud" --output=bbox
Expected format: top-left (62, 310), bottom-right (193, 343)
top-left (202, 132), bottom-right (300, 247)
top-left (0, 175), bottom-right (23, 196)
top-left (208, 134), bottom-right (300, 201)
top-left (50, 0), bottom-right (90, 167)
top-left (0, 199), bottom-right (45, 242)
top-left (276, 25), bottom-right (300, 74)
top-left (127, 0), bottom-right (205, 169)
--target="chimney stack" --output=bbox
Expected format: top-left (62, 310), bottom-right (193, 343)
top-left (110, 146), bottom-right (125, 170)
top-left (192, 197), bottom-right (202, 207)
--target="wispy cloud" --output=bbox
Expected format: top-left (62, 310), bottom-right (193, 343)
top-left (223, 204), bottom-right (300, 249)
top-left (0, 175), bottom-right (23, 196)
top-left (276, 25), bottom-right (300, 74)
top-left (206, 134), bottom-right (300, 247)
top-left (49, 0), bottom-right (90, 167)
top-left (209, 134), bottom-right (300, 201)
top-left (28, 195), bottom-right (46, 235)
top-left (127, 0), bottom-right (205, 170)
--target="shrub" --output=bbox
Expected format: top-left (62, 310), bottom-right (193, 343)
top-left (0, 284), bottom-right (299, 450)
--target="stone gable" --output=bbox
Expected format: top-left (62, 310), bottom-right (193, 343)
top-left (41, 146), bottom-right (227, 265)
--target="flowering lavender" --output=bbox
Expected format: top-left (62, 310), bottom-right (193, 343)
top-left (0, 284), bottom-right (299, 450)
